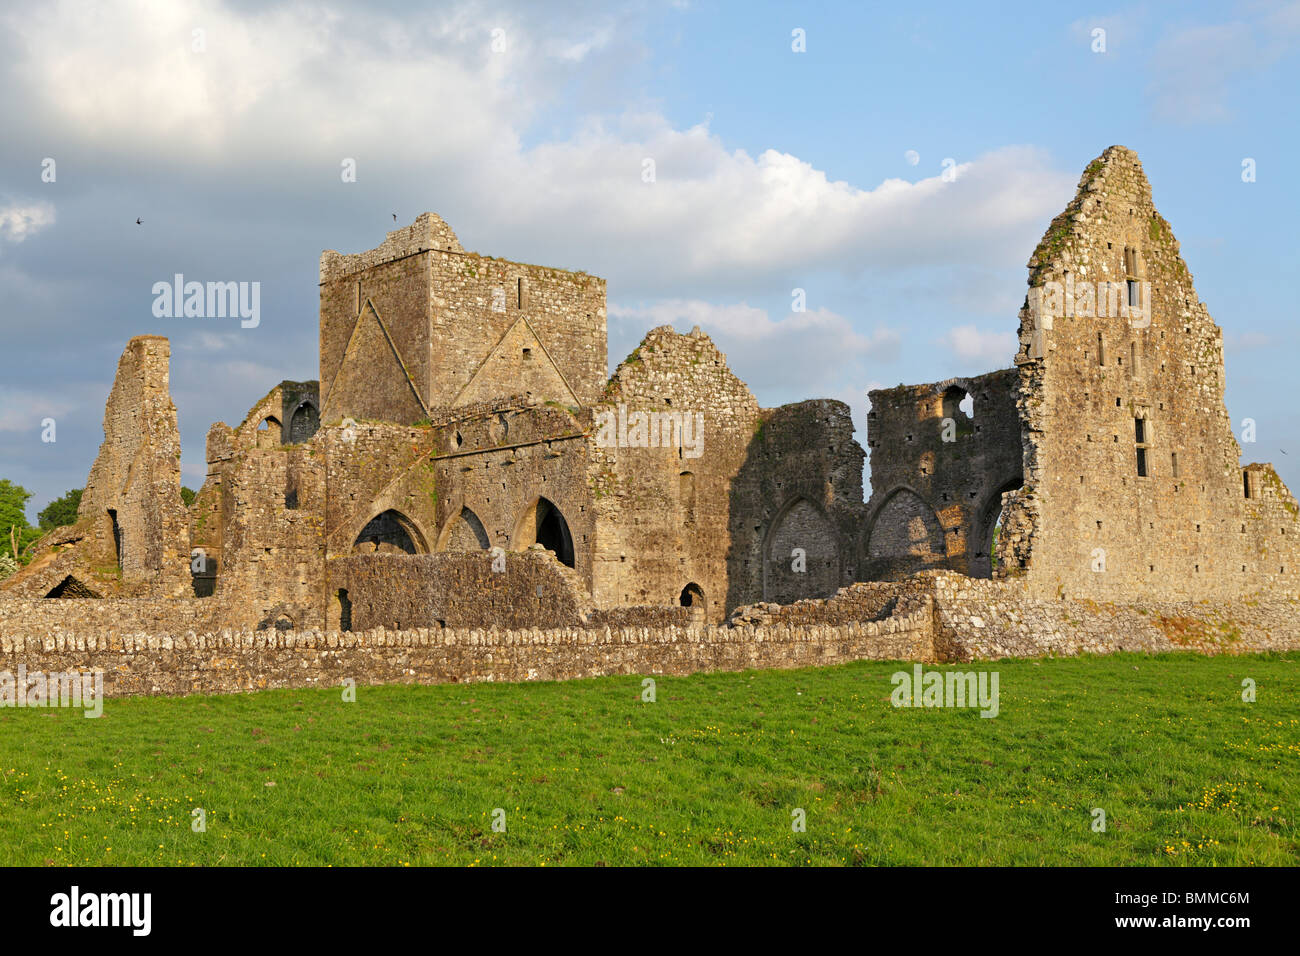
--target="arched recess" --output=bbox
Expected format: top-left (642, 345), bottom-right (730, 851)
top-left (352, 509), bottom-right (428, 555)
top-left (257, 604), bottom-right (296, 631)
top-left (513, 497), bottom-right (575, 568)
top-left (288, 400), bottom-right (320, 444)
top-left (439, 506), bottom-right (491, 551)
top-left (762, 496), bottom-right (841, 604)
top-left (865, 487), bottom-right (946, 576)
top-left (971, 478), bottom-right (1022, 578)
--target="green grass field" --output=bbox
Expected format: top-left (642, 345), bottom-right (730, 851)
top-left (1, 653), bottom-right (1296, 866)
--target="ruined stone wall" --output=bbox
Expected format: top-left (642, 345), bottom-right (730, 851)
top-left (319, 213), bottom-right (606, 424)
top-left (423, 402), bottom-right (595, 583)
top-left (923, 571), bottom-right (1300, 661)
top-left (0, 598), bottom-right (221, 637)
top-left (863, 369), bottom-right (1022, 581)
top-left (0, 619), bottom-right (934, 698)
top-left (589, 326), bottom-right (763, 622)
top-left (328, 551), bottom-right (593, 630)
top-left (1007, 146), bottom-right (1300, 601)
top-left (0, 337), bottom-right (190, 600)
top-left (726, 399), bottom-right (866, 610)
top-left (312, 403), bottom-right (595, 580)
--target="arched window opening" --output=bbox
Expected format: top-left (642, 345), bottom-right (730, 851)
top-left (679, 471), bottom-right (696, 525)
top-left (256, 416), bottom-right (282, 448)
top-left (680, 582), bottom-right (706, 624)
top-left (941, 385), bottom-right (970, 421)
top-left (107, 509), bottom-right (122, 570)
top-left (535, 500), bottom-right (575, 568)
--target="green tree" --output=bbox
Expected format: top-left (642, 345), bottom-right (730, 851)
top-left (38, 488), bottom-right (83, 531)
top-left (181, 486), bottom-right (197, 507)
top-left (0, 480), bottom-right (43, 566)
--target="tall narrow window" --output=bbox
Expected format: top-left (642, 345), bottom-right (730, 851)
top-left (1134, 414), bottom-right (1150, 477)
top-left (1097, 332), bottom-right (1105, 366)
top-left (107, 509), bottom-right (122, 569)
top-left (517, 277), bottom-right (527, 309)
top-left (679, 471), bottom-right (696, 525)
top-left (1171, 452), bottom-right (1179, 478)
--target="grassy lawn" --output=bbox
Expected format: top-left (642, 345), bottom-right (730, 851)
top-left (0, 653), bottom-right (1296, 866)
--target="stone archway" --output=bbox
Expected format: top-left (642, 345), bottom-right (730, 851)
top-left (514, 497), bottom-right (575, 568)
top-left (865, 487), bottom-right (946, 578)
top-left (255, 415), bottom-right (282, 448)
top-left (440, 506), bottom-right (490, 551)
top-left (352, 509), bottom-right (427, 555)
top-left (679, 582), bottom-right (706, 624)
top-left (288, 400), bottom-right (320, 444)
top-left (762, 497), bottom-right (840, 604)
top-left (972, 478), bottom-right (1022, 578)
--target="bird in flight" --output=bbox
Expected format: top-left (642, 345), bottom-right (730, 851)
top-left (135, 218), bottom-right (143, 225)
top-left (392, 213), bottom-right (397, 222)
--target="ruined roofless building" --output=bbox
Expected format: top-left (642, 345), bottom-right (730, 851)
top-left (4, 146), bottom-right (1297, 634)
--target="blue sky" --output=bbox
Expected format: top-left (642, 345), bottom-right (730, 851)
top-left (1, 0), bottom-right (1297, 520)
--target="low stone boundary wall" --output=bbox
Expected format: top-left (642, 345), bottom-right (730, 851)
top-left (928, 572), bottom-right (1300, 659)
top-left (0, 596), bottom-right (936, 697)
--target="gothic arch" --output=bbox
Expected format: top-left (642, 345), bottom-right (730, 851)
top-left (864, 486), bottom-right (946, 575)
top-left (512, 497), bottom-right (575, 568)
top-left (352, 509), bottom-right (429, 555)
top-left (255, 415), bottom-right (282, 448)
top-left (762, 496), bottom-right (841, 604)
top-left (288, 398), bottom-right (320, 444)
top-left (438, 505), bottom-right (491, 552)
top-left (972, 477), bottom-right (1022, 578)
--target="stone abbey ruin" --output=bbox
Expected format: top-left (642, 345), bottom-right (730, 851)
top-left (3, 146), bottom-right (1298, 693)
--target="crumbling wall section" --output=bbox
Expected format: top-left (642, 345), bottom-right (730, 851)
top-left (863, 369), bottom-right (1022, 581)
top-left (1, 336), bottom-right (190, 599)
top-left (328, 550), bottom-right (593, 630)
top-left (727, 399), bottom-right (866, 611)
top-left (590, 326), bottom-right (763, 622)
top-left (1008, 145), bottom-right (1300, 600)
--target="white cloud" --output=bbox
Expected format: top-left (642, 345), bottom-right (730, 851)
top-left (0, 2), bottom-right (1075, 298)
top-left (0, 202), bottom-right (55, 243)
top-left (609, 298), bottom-right (900, 399)
top-left (1146, 6), bottom-right (1300, 124)
top-left (936, 324), bottom-right (1018, 367)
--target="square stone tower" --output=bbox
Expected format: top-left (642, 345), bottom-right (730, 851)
top-left (319, 213), bottom-right (607, 424)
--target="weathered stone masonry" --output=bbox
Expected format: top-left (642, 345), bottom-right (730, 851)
top-left (6, 145), bottom-right (1300, 695)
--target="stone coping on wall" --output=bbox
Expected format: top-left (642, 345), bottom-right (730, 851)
top-left (0, 602), bottom-right (936, 698)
